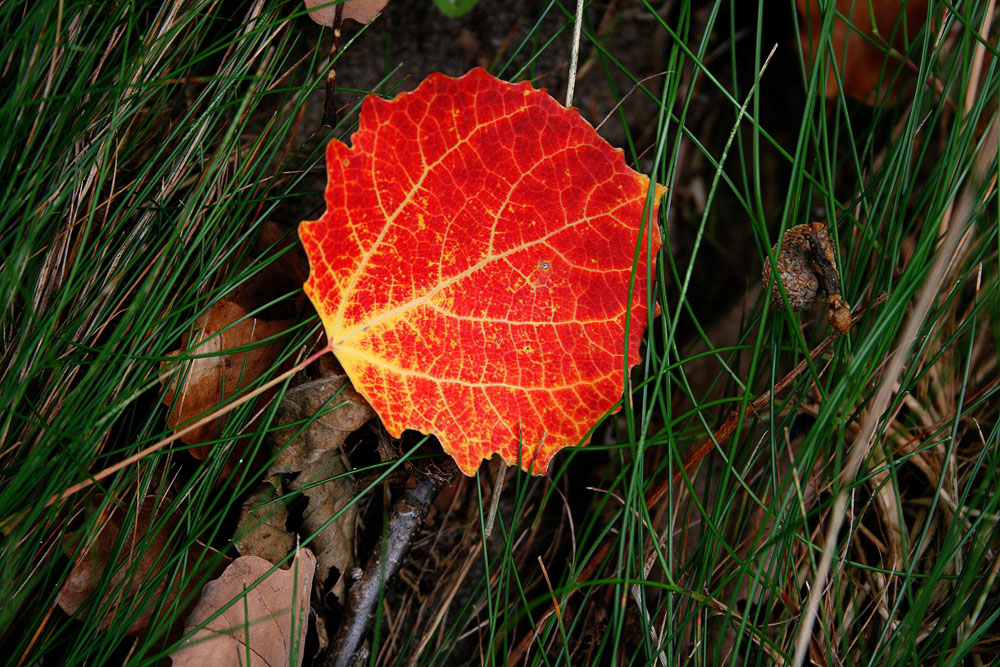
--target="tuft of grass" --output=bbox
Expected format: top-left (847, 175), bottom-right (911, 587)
top-left (0, 0), bottom-right (341, 662)
top-left (1, 0), bottom-right (997, 665)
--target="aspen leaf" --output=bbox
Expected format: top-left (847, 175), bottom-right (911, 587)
top-left (300, 68), bottom-right (663, 476)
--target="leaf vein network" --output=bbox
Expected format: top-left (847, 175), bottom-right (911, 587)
top-left (333, 212), bottom-right (610, 346)
top-left (337, 347), bottom-right (613, 393)
top-left (333, 103), bottom-right (540, 338)
top-left (424, 301), bottom-right (622, 327)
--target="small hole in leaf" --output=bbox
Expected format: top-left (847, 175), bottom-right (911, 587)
top-left (539, 261), bottom-right (550, 270)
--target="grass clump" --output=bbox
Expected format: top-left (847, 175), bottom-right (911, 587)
top-left (1, 0), bottom-right (998, 665)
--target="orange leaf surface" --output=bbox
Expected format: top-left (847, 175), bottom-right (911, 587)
top-left (300, 68), bottom-right (663, 476)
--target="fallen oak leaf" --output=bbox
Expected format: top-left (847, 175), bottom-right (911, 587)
top-left (170, 549), bottom-right (316, 667)
top-left (289, 454), bottom-right (356, 601)
top-left (268, 374), bottom-right (374, 474)
top-left (299, 67), bottom-right (664, 476)
top-left (243, 373), bottom-right (374, 600)
top-left (269, 374), bottom-right (374, 600)
top-left (235, 478), bottom-right (297, 567)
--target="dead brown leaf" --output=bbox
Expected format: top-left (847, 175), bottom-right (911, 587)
top-left (235, 477), bottom-right (297, 566)
top-left (269, 374), bottom-right (373, 473)
top-left (57, 495), bottom-right (228, 635)
top-left (170, 549), bottom-right (316, 667)
top-left (796, 0), bottom-right (930, 104)
top-left (291, 454), bottom-right (356, 600)
top-left (304, 0), bottom-right (389, 26)
top-left (267, 374), bottom-right (374, 600)
top-left (161, 299), bottom-right (290, 460)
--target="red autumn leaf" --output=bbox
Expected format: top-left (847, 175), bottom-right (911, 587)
top-left (300, 68), bottom-right (663, 476)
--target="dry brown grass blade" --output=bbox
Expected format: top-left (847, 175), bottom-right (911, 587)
top-left (39, 346), bottom-right (330, 512)
top-left (658, 293), bottom-right (888, 508)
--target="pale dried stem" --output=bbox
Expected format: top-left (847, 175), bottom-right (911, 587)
top-left (27, 0), bottom-right (63, 146)
top-left (409, 540), bottom-right (483, 663)
top-left (565, 0), bottom-right (584, 107)
top-left (44, 346), bottom-right (330, 509)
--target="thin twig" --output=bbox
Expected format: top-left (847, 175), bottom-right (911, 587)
top-left (409, 539), bottom-right (483, 663)
top-left (327, 462), bottom-right (458, 667)
top-left (595, 71), bottom-right (672, 132)
top-left (484, 462), bottom-right (506, 538)
top-left (42, 346), bottom-right (331, 510)
top-left (321, 2), bottom-right (345, 128)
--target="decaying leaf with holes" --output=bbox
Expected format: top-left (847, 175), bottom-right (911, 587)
top-left (762, 222), bottom-right (852, 335)
top-left (299, 67), bottom-right (664, 476)
top-left (235, 478), bottom-right (296, 566)
top-left (268, 374), bottom-right (374, 473)
top-left (255, 373), bottom-right (375, 600)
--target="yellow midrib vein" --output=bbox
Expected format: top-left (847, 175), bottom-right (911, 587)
top-left (330, 210), bottom-right (617, 348)
top-left (335, 345), bottom-right (614, 393)
top-left (331, 104), bottom-right (533, 341)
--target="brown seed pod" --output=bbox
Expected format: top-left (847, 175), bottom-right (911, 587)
top-left (762, 222), bottom-right (852, 335)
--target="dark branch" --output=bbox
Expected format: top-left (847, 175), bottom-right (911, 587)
top-left (326, 461), bottom-right (457, 667)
